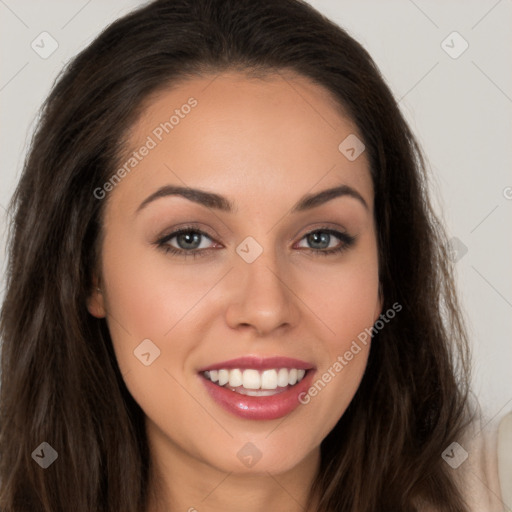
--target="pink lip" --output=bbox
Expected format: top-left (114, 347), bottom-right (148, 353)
top-left (197, 355), bottom-right (315, 372)
top-left (199, 369), bottom-right (316, 420)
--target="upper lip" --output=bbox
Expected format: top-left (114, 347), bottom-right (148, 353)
top-left (197, 355), bottom-right (315, 372)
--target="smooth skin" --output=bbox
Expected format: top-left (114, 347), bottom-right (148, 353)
top-left (87, 71), bottom-right (382, 512)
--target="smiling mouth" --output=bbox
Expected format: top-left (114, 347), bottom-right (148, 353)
top-left (200, 367), bottom-right (310, 396)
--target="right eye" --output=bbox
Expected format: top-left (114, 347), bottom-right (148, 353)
top-left (155, 228), bottom-right (220, 259)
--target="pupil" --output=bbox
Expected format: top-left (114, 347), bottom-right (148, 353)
top-left (309, 232), bottom-right (329, 249)
top-left (178, 232), bottom-right (200, 249)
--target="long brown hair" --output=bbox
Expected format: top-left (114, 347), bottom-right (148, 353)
top-left (0, 0), bottom-right (476, 510)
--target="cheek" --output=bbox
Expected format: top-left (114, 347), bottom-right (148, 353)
top-left (99, 237), bottom-right (204, 419)
top-left (293, 246), bottom-right (379, 422)
top-left (302, 265), bottom-right (377, 388)
top-left (300, 253), bottom-right (380, 351)
top-left (295, 263), bottom-right (378, 444)
top-left (100, 229), bottom-right (218, 337)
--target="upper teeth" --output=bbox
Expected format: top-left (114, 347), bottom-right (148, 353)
top-left (203, 368), bottom-right (307, 390)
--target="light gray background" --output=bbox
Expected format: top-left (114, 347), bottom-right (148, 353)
top-left (1, 0), bottom-right (511, 427)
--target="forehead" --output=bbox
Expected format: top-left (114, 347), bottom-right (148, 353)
top-left (107, 71), bottom-right (373, 216)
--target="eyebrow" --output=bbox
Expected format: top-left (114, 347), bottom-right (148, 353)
top-left (136, 183), bottom-right (368, 214)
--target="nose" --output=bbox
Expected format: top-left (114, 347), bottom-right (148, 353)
top-left (224, 250), bottom-right (300, 336)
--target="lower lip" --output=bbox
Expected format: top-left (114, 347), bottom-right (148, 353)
top-left (199, 370), bottom-right (316, 420)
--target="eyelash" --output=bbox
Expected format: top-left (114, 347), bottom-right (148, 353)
top-left (154, 225), bottom-right (356, 259)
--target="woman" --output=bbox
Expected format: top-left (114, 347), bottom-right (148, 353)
top-left (0, 0), bottom-right (503, 510)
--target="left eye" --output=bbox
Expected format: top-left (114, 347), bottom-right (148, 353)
top-left (296, 230), bottom-right (344, 250)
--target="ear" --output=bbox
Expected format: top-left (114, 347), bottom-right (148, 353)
top-left (86, 275), bottom-right (106, 318)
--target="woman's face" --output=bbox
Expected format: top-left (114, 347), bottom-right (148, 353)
top-left (88, 71), bottom-right (382, 477)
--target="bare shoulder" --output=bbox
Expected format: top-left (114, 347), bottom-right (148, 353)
top-left (448, 412), bottom-right (509, 512)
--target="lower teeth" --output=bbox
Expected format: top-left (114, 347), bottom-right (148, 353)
top-left (222, 384), bottom-right (292, 396)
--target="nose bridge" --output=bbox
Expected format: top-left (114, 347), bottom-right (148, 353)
top-left (225, 235), bottom-right (298, 334)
